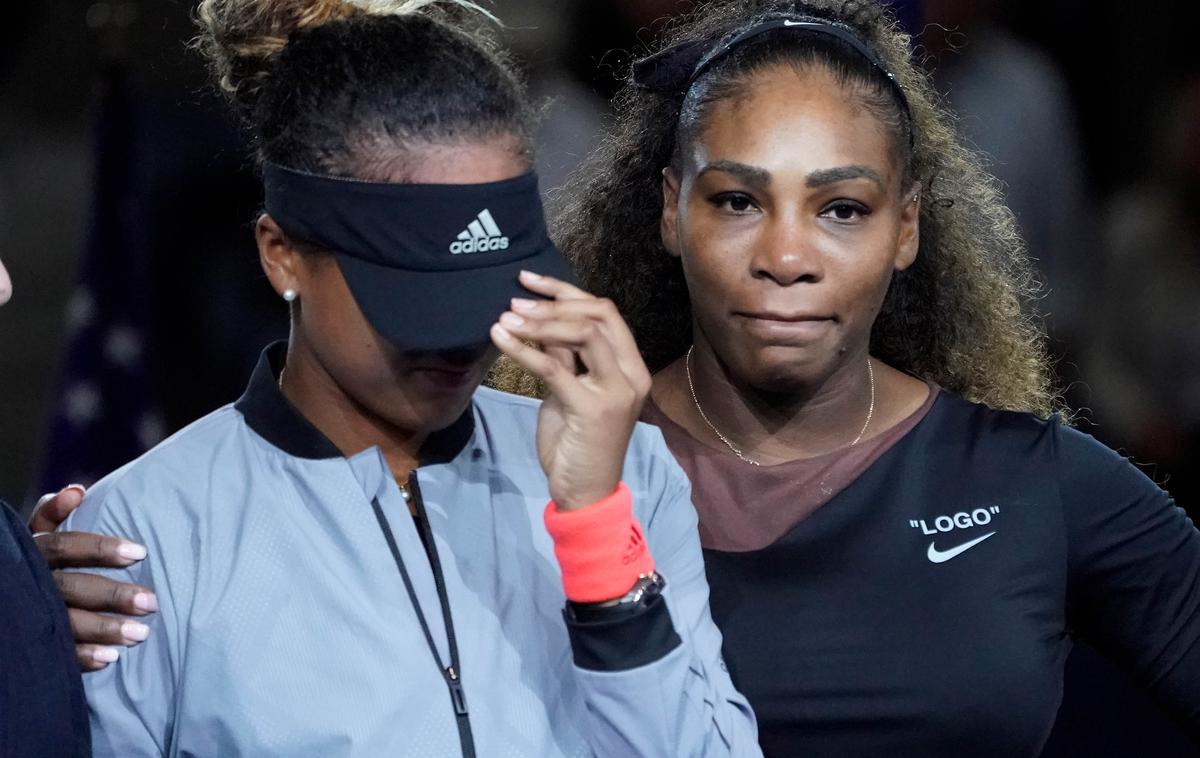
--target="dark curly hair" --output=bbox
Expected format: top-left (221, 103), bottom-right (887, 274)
top-left (496, 0), bottom-right (1059, 417)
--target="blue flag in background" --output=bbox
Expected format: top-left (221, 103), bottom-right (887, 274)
top-left (34, 68), bottom-right (164, 495)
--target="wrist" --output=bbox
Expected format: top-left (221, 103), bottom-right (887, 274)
top-left (543, 483), bottom-right (656, 603)
top-left (553, 485), bottom-right (619, 512)
top-left (565, 572), bottom-right (666, 623)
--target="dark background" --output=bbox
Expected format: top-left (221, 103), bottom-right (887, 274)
top-left (1, 1), bottom-right (1197, 754)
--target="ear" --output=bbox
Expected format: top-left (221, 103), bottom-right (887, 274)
top-left (256, 214), bottom-right (305, 298)
top-left (894, 183), bottom-right (921, 271)
top-left (660, 167), bottom-right (683, 259)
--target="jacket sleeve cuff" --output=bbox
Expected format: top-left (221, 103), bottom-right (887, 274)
top-left (563, 591), bottom-right (682, 672)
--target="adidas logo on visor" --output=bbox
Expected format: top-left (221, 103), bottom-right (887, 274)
top-left (449, 209), bottom-right (510, 254)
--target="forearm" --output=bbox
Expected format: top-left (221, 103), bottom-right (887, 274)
top-left (565, 592), bottom-right (760, 757)
top-left (546, 481), bottom-right (760, 756)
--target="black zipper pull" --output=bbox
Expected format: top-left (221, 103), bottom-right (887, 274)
top-left (445, 666), bottom-right (469, 716)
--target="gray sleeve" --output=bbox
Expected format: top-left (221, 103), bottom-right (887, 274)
top-left (63, 482), bottom-right (179, 758)
top-left (569, 456), bottom-right (761, 757)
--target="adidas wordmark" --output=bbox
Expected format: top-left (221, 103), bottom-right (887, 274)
top-left (450, 209), bottom-right (510, 254)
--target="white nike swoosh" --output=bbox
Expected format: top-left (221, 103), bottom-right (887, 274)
top-left (783, 20), bottom-right (807, 26)
top-left (927, 532), bottom-right (996, 563)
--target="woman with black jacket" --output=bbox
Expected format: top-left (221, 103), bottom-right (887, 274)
top-left (0, 258), bottom-right (90, 757)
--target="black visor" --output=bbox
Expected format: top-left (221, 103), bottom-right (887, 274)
top-left (263, 163), bottom-right (573, 351)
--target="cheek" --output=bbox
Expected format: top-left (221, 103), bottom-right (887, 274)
top-left (678, 212), bottom-right (747, 303)
top-left (305, 281), bottom-right (369, 348)
top-left (824, 223), bottom-right (904, 309)
top-left (299, 270), bottom-right (394, 380)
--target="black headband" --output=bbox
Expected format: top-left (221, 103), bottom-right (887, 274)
top-left (633, 16), bottom-right (913, 138)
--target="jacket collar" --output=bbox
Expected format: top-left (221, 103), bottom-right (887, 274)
top-left (235, 341), bottom-right (475, 464)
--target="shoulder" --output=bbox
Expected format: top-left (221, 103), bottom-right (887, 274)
top-left (919, 392), bottom-right (1060, 454)
top-left (470, 385), bottom-right (541, 456)
top-left (69, 404), bottom-right (247, 532)
top-left (931, 393), bottom-right (1166, 502)
top-left (472, 386), bottom-right (687, 521)
top-left (625, 420), bottom-right (693, 529)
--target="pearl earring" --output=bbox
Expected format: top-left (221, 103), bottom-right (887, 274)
top-left (282, 288), bottom-right (298, 303)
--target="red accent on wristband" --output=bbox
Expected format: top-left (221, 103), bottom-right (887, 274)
top-left (543, 483), bottom-right (656, 603)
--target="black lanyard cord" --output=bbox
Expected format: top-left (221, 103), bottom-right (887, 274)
top-left (370, 481), bottom-right (476, 758)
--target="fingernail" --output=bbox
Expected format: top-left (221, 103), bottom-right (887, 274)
top-left (122, 621), bottom-right (150, 643)
top-left (133, 592), bottom-right (158, 612)
top-left (65, 483), bottom-right (87, 496)
top-left (491, 324), bottom-right (514, 343)
top-left (117, 542), bottom-right (147, 561)
top-left (511, 298), bottom-right (537, 312)
top-left (499, 312), bottom-right (525, 328)
top-left (93, 647), bottom-right (120, 663)
top-left (519, 269), bottom-right (542, 281)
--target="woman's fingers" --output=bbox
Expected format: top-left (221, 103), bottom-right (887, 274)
top-left (35, 531), bottom-right (147, 570)
top-left (27, 485), bottom-right (87, 534)
top-left (491, 325), bottom-right (586, 402)
top-left (517, 270), bottom-right (591, 301)
top-left (497, 312), bottom-right (622, 383)
top-left (67, 607), bottom-right (150, 647)
top-left (510, 296), bottom-right (650, 394)
top-left (76, 643), bottom-right (121, 672)
top-left (54, 570), bottom-right (158, 616)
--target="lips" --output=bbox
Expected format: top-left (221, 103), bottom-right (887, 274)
top-left (408, 365), bottom-right (478, 391)
top-left (734, 310), bottom-right (835, 323)
top-left (733, 311), bottom-right (836, 344)
top-left (405, 346), bottom-right (490, 390)
top-left (413, 365), bottom-right (472, 379)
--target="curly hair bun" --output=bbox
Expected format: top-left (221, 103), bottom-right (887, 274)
top-left (195, 0), bottom-right (496, 112)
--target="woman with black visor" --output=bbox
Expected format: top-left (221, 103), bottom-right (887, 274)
top-left (44, 0), bottom-right (758, 755)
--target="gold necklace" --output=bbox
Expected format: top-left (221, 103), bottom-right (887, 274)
top-left (684, 346), bottom-right (876, 466)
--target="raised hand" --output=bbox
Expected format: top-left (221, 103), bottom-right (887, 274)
top-left (490, 271), bottom-right (651, 511)
top-left (29, 486), bottom-right (157, 671)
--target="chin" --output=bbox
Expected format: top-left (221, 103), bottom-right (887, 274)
top-left (409, 387), bottom-right (479, 432)
top-left (733, 344), bottom-right (836, 394)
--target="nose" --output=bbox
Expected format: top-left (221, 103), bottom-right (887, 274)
top-left (748, 216), bottom-right (824, 286)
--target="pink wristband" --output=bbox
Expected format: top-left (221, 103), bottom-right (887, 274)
top-left (543, 483), bottom-right (656, 603)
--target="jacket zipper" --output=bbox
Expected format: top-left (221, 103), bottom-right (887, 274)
top-left (370, 475), bottom-right (476, 758)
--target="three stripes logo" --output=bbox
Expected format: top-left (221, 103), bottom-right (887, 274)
top-left (449, 209), bottom-right (510, 254)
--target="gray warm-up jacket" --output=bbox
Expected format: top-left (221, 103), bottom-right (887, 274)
top-left (65, 343), bottom-right (761, 757)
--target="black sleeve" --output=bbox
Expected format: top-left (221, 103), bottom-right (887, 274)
top-left (1060, 426), bottom-right (1200, 738)
top-left (562, 591), bottom-right (682, 672)
top-left (0, 501), bottom-right (91, 758)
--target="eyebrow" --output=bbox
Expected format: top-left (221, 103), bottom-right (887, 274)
top-left (696, 160), bottom-right (772, 188)
top-left (806, 165), bottom-right (886, 190)
top-left (696, 161), bottom-right (887, 192)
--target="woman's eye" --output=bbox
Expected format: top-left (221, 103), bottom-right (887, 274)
top-left (710, 193), bottom-right (759, 214)
top-left (821, 201), bottom-right (870, 222)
